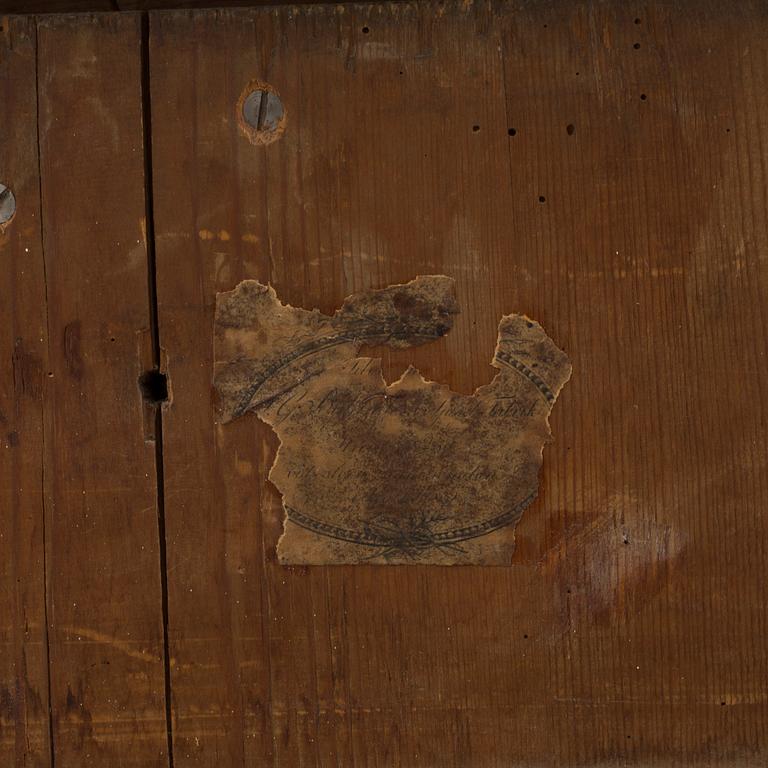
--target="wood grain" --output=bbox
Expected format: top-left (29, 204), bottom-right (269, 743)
top-left (2, 2), bottom-right (768, 766)
top-left (0, 1), bottom-right (330, 14)
top-left (0, 0), bottom-right (330, 14)
top-left (34, 13), bottom-right (169, 767)
top-left (148, 2), bottom-right (768, 766)
top-left (0, 16), bottom-right (51, 768)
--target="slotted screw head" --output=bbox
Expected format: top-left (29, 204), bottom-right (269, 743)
top-left (0, 184), bottom-right (16, 226)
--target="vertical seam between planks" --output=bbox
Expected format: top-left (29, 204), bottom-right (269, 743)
top-left (140, 12), bottom-right (175, 768)
top-left (33, 16), bottom-right (56, 768)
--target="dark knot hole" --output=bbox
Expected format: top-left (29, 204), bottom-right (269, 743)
top-left (139, 369), bottom-right (168, 404)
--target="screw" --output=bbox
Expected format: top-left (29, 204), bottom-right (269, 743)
top-left (0, 184), bottom-right (16, 226)
top-left (242, 89), bottom-right (285, 133)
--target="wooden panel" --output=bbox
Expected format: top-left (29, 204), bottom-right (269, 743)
top-left (496, 2), bottom-right (768, 763)
top-left (0, 15), bottom-right (51, 768)
top-left (1, 1), bottom-right (764, 765)
top-left (149, 15), bottom-right (275, 764)
top-left (150, 2), bottom-right (768, 766)
top-left (0, 1), bottom-right (327, 14)
top-left (0, 2), bottom-right (113, 13)
top-left (35, 13), bottom-right (169, 767)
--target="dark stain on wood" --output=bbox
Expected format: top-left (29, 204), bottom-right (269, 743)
top-left (11, 339), bottom-right (42, 398)
top-left (63, 321), bottom-right (83, 380)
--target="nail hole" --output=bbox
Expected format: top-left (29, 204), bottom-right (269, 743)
top-left (361, 25), bottom-right (370, 34)
top-left (633, 42), bottom-right (641, 49)
top-left (538, 195), bottom-right (546, 203)
top-left (472, 125), bottom-right (480, 132)
top-left (523, 634), bottom-right (528, 639)
top-left (721, 701), bottom-right (726, 706)
top-left (566, 123), bottom-right (575, 135)
top-left (634, 17), bottom-right (641, 24)
top-left (0, 183), bottom-right (17, 227)
top-left (237, 81), bottom-right (286, 146)
top-left (508, 127), bottom-right (517, 136)
top-left (640, 93), bottom-right (647, 101)
top-left (139, 369), bottom-right (168, 404)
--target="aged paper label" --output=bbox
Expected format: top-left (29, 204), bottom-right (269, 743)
top-left (214, 276), bottom-right (570, 564)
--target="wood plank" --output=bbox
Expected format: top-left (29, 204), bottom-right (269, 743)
top-left (0, 2), bottom-right (112, 13)
top-left (497, 2), bottom-right (768, 763)
top-left (147, 2), bottom-right (768, 766)
top-left (0, 1), bottom-right (329, 14)
top-left (35, 13), bottom-right (170, 766)
top-left (0, 15), bottom-right (52, 768)
top-left (149, 14), bottom-right (276, 763)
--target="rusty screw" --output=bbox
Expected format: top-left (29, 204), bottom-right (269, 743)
top-left (0, 183), bottom-right (16, 226)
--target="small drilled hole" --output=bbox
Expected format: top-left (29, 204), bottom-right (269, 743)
top-left (538, 195), bottom-right (546, 203)
top-left (640, 93), bottom-right (647, 101)
top-left (361, 25), bottom-right (370, 34)
top-left (566, 123), bottom-right (575, 135)
top-left (0, 183), bottom-right (17, 227)
top-left (139, 369), bottom-right (168, 404)
top-left (508, 127), bottom-right (517, 136)
top-left (634, 17), bottom-right (641, 24)
top-left (472, 124), bottom-right (480, 132)
top-left (237, 81), bottom-right (286, 146)
top-left (633, 42), bottom-right (641, 49)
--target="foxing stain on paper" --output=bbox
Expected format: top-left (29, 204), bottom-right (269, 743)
top-left (214, 276), bottom-right (571, 564)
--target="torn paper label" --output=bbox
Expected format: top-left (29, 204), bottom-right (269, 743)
top-left (214, 276), bottom-right (571, 564)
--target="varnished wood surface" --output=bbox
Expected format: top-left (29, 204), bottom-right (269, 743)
top-left (0, 1), bottom-right (327, 15)
top-left (2, 2), bottom-right (768, 766)
top-left (2, 12), bottom-right (170, 768)
top-left (0, 16), bottom-right (50, 767)
top-left (35, 14), bottom-right (170, 766)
